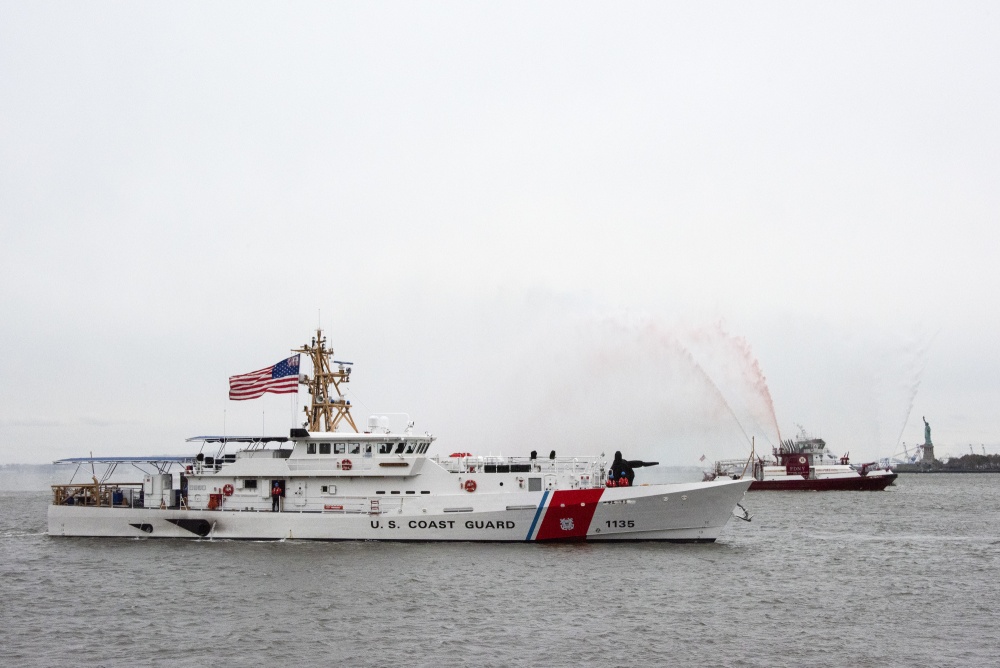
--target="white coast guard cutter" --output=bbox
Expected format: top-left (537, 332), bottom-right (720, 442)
top-left (48, 330), bottom-right (751, 542)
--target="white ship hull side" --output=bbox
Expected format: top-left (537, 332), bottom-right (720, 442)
top-left (48, 478), bottom-right (750, 543)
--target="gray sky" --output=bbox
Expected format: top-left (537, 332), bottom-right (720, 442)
top-left (2, 2), bottom-right (998, 465)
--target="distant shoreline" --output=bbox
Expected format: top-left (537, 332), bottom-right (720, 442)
top-left (895, 453), bottom-right (1000, 474)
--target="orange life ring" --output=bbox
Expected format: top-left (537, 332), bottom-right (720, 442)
top-left (341, 459), bottom-right (353, 471)
top-left (222, 483), bottom-right (234, 496)
top-left (464, 479), bottom-right (477, 493)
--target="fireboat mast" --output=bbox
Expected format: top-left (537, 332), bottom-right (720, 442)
top-left (294, 328), bottom-right (359, 433)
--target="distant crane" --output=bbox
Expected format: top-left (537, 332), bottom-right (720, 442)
top-left (984, 445), bottom-right (988, 456)
top-left (969, 445), bottom-right (975, 455)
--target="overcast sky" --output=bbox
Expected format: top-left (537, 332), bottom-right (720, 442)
top-left (2, 2), bottom-right (998, 466)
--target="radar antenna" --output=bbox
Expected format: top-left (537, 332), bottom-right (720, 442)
top-left (293, 329), bottom-right (359, 433)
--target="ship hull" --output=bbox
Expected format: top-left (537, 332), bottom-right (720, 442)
top-left (749, 473), bottom-right (897, 491)
top-left (48, 478), bottom-right (750, 542)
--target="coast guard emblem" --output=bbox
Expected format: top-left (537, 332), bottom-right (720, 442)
top-left (560, 517), bottom-right (574, 531)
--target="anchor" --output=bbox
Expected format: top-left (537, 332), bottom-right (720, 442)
top-left (733, 502), bottom-right (753, 522)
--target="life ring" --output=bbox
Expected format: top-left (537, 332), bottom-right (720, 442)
top-left (464, 479), bottom-right (477, 493)
top-left (341, 459), bottom-right (353, 471)
top-left (222, 483), bottom-right (234, 496)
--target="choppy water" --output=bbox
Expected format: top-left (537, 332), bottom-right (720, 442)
top-left (2, 475), bottom-right (999, 667)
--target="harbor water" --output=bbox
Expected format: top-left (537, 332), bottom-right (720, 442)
top-left (2, 474), bottom-right (998, 667)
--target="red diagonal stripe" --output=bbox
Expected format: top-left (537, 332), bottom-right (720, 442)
top-left (534, 489), bottom-right (605, 541)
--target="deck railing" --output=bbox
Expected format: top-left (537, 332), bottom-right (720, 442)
top-left (434, 455), bottom-right (601, 476)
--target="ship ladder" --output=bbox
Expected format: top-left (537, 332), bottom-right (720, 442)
top-left (369, 498), bottom-right (381, 515)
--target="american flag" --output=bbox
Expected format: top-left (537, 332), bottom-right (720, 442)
top-left (229, 355), bottom-right (300, 400)
top-left (699, 454), bottom-right (706, 462)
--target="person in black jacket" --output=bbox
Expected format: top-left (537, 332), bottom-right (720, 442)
top-left (610, 451), bottom-right (635, 486)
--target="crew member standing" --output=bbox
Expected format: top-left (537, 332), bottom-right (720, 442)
top-left (271, 482), bottom-right (282, 511)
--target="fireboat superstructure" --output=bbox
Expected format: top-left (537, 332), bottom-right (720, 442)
top-left (49, 329), bottom-right (751, 542)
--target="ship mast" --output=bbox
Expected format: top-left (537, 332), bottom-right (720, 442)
top-left (294, 328), bottom-right (358, 433)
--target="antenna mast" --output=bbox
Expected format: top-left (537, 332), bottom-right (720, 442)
top-left (294, 328), bottom-right (358, 433)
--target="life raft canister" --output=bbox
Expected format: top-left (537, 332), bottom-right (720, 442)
top-left (222, 483), bottom-right (234, 496)
top-left (341, 459), bottom-right (353, 471)
top-left (464, 479), bottom-right (477, 493)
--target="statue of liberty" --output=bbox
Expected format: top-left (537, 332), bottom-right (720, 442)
top-left (923, 416), bottom-right (932, 445)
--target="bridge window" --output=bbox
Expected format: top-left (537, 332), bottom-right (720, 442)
top-left (319, 443), bottom-right (331, 455)
top-left (379, 443), bottom-right (392, 454)
top-left (334, 443), bottom-right (346, 454)
top-left (306, 443), bottom-right (316, 455)
top-left (395, 443), bottom-right (406, 454)
top-left (405, 443), bottom-right (416, 454)
top-left (243, 479), bottom-right (257, 489)
top-left (348, 443), bottom-right (361, 454)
